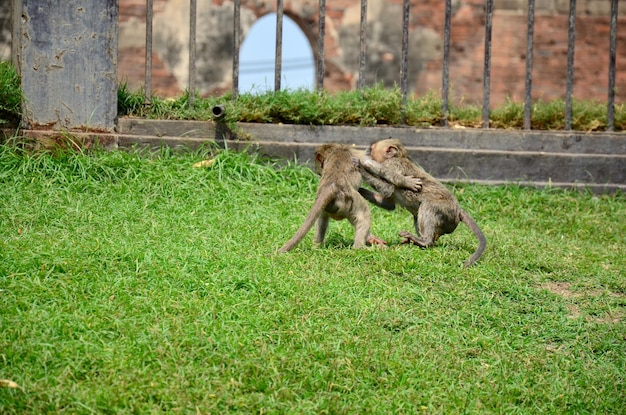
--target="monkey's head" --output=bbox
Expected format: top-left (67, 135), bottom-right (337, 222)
top-left (314, 143), bottom-right (339, 174)
top-left (369, 139), bottom-right (407, 163)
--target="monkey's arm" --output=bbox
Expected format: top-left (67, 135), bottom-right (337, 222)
top-left (358, 188), bottom-right (395, 211)
top-left (360, 156), bottom-right (422, 192)
top-left (359, 168), bottom-right (396, 199)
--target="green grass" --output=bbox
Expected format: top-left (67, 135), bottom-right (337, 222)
top-left (0, 61), bottom-right (22, 126)
top-left (0, 59), bottom-right (623, 131)
top-left (117, 81), bottom-right (626, 132)
top-left (0, 144), bottom-right (624, 414)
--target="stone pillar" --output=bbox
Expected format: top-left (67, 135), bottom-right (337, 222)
top-left (13, 0), bottom-right (118, 131)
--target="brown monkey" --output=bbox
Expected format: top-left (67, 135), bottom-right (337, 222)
top-left (350, 147), bottom-right (421, 211)
top-left (278, 143), bottom-right (421, 252)
top-left (359, 139), bottom-right (486, 267)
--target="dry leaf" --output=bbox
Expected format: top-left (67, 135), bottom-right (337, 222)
top-left (0, 379), bottom-right (20, 389)
top-left (192, 159), bottom-right (216, 168)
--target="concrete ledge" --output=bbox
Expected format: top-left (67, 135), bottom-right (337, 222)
top-left (3, 118), bottom-right (625, 193)
top-left (231, 123), bottom-right (626, 192)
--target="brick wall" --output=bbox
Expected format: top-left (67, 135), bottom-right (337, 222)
top-left (414, 1), bottom-right (626, 104)
top-left (2, 1), bottom-right (623, 105)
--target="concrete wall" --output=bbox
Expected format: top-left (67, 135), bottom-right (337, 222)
top-left (2, 94), bottom-right (624, 193)
top-left (12, 0), bottom-right (118, 131)
top-left (7, 118), bottom-right (621, 193)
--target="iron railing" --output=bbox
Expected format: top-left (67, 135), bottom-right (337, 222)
top-left (140, 0), bottom-right (620, 131)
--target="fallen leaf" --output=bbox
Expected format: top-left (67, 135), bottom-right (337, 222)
top-left (0, 379), bottom-right (20, 389)
top-left (192, 159), bottom-right (216, 168)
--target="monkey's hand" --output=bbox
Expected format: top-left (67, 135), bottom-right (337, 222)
top-left (404, 176), bottom-right (422, 192)
top-left (367, 234), bottom-right (387, 246)
top-left (352, 156), bottom-right (361, 168)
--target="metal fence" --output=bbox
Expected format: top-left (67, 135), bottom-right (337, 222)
top-left (141, 0), bottom-right (621, 131)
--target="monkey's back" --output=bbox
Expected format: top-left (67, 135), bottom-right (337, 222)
top-left (319, 147), bottom-right (361, 190)
top-left (316, 147), bottom-right (363, 216)
top-left (384, 157), bottom-right (461, 217)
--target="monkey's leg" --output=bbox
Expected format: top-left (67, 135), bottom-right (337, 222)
top-left (352, 219), bottom-right (371, 248)
top-left (314, 213), bottom-right (330, 246)
top-left (398, 215), bottom-right (423, 245)
top-left (399, 206), bottom-right (437, 247)
top-left (358, 188), bottom-right (396, 211)
top-left (350, 198), bottom-right (372, 249)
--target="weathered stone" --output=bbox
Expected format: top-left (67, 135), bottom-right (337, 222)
top-left (13, 1), bottom-right (118, 131)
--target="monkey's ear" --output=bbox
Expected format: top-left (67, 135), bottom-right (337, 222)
top-left (385, 145), bottom-right (398, 159)
top-left (315, 153), bottom-right (324, 168)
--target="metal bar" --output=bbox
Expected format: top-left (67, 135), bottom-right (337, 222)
top-left (145, 0), bottom-right (153, 105)
top-left (482, 0), bottom-right (493, 128)
top-left (233, 0), bottom-right (240, 99)
top-left (441, 0), bottom-right (451, 127)
top-left (358, 0), bottom-right (368, 89)
top-left (565, 0), bottom-right (576, 130)
top-left (607, 0), bottom-right (618, 131)
top-left (11, 0), bottom-right (22, 73)
top-left (400, 0), bottom-right (410, 123)
top-left (523, 0), bottom-right (535, 130)
top-left (189, 0), bottom-right (197, 109)
top-left (275, 0), bottom-right (284, 91)
top-left (316, 0), bottom-right (326, 90)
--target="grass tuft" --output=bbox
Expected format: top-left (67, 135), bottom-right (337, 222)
top-left (115, 82), bottom-right (625, 131)
top-left (0, 61), bottom-right (22, 126)
top-left (3, 59), bottom-right (625, 131)
top-left (1, 145), bottom-right (624, 413)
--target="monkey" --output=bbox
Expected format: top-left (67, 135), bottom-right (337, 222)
top-left (357, 138), bottom-right (487, 267)
top-left (278, 143), bottom-right (377, 252)
top-left (349, 146), bottom-right (420, 211)
top-left (278, 143), bottom-right (422, 252)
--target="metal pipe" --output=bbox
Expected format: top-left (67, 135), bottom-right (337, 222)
top-left (316, 0), bottom-right (326, 90)
top-left (212, 105), bottom-right (228, 145)
top-left (358, 0), bottom-right (368, 90)
top-left (233, 0), bottom-right (241, 99)
top-left (275, 0), bottom-right (284, 91)
top-left (565, 0), bottom-right (576, 130)
top-left (482, 0), bottom-right (493, 128)
top-left (400, 0), bottom-right (410, 123)
top-left (523, 0), bottom-right (535, 130)
top-left (145, 0), bottom-right (153, 105)
top-left (607, 0), bottom-right (618, 131)
top-left (442, 0), bottom-right (452, 127)
top-left (10, 0), bottom-right (22, 74)
top-left (189, 0), bottom-right (197, 109)
top-left (212, 105), bottom-right (226, 119)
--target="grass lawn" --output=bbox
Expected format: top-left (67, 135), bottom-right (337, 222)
top-left (0, 143), bottom-right (624, 414)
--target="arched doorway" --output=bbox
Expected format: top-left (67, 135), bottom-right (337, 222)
top-left (239, 13), bottom-right (315, 93)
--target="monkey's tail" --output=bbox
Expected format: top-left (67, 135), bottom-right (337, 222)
top-left (460, 209), bottom-right (487, 267)
top-left (278, 185), bottom-right (336, 253)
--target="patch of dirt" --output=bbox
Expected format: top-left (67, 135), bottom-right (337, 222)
top-left (541, 282), bottom-right (624, 324)
top-left (543, 282), bottom-right (576, 298)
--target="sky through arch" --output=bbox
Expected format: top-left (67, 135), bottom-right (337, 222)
top-left (239, 13), bottom-right (315, 93)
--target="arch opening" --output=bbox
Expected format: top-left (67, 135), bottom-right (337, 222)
top-left (239, 13), bottom-right (315, 93)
